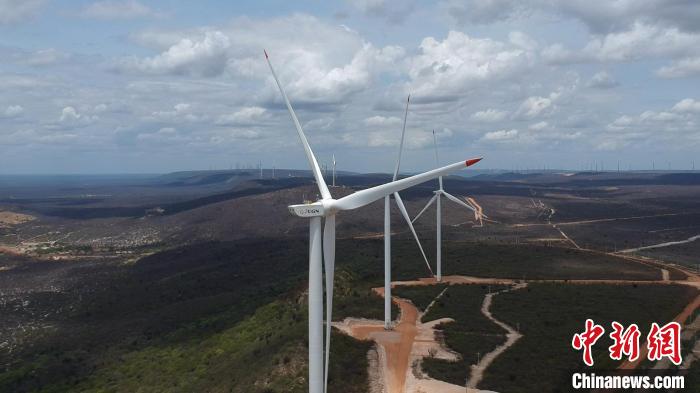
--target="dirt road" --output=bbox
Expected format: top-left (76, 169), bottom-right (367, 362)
top-left (335, 289), bottom-right (419, 393)
top-left (618, 234), bottom-right (700, 253)
top-left (513, 213), bottom-right (690, 228)
top-left (467, 283), bottom-right (527, 388)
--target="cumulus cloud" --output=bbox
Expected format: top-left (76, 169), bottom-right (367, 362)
top-left (149, 103), bottom-right (206, 123)
top-left (363, 115), bottom-right (402, 127)
top-left (60, 106), bottom-right (80, 122)
top-left (118, 31), bottom-right (231, 77)
top-left (516, 93), bottom-right (558, 119)
top-left (471, 109), bottom-right (507, 122)
top-left (481, 129), bottom-right (519, 142)
top-left (528, 121), bottom-right (548, 131)
top-left (0, 0), bottom-right (44, 24)
top-left (587, 71), bottom-right (618, 89)
top-left (543, 22), bottom-right (700, 65)
top-left (657, 57), bottom-right (700, 78)
top-left (216, 106), bottom-right (268, 126)
top-left (58, 106), bottom-right (98, 126)
top-left (81, 1), bottom-right (158, 19)
top-left (119, 15), bottom-right (404, 107)
top-left (3, 105), bottom-right (23, 117)
top-left (672, 98), bottom-right (700, 113)
top-left (405, 31), bottom-right (535, 102)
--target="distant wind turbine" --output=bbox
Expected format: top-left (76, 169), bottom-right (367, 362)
top-left (383, 95), bottom-right (433, 330)
top-left (413, 130), bottom-right (485, 282)
top-left (332, 154), bottom-right (336, 187)
top-left (265, 50), bottom-right (482, 393)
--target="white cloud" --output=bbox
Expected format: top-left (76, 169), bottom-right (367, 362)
top-left (81, 1), bottom-right (157, 19)
top-left (363, 115), bottom-right (402, 127)
top-left (0, 0), bottom-right (44, 24)
top-left (216, 106), bottom-right (267, 125)
top-left (672, 98), bottom-right (700, 113)
top-left (657, 57), bottom-right (700, 78)
top-left (544, 22), bottom-right (700, 65)
top-left (470, 109), bottom-right (507, 122)
top-left (517, 93), bottom-right (558, 118)
top-left (481, 128), bottom-right (519, 141)
top-left (441, 1), bottom-right (700, 34)
top-left (120, 15), bottom-right (404, 106)
top-left (118, 31), bottom-right (231, 77)
top-left (441, 0), bottom-right (521, 25)
top-left (3, 105), bottom-right (23, 117)
top-left (349, 0), bottom-right (415, 24)
top-left (60, 106), bottom-right (81, 122)
top-left (587, 71), bottom-right (618, 89)
top-left (528, 121), bottom-right (548, 131)
top-left (405, 31), bottom-right (535, 101)
top-left (58, 106), bottom-right (98, 126)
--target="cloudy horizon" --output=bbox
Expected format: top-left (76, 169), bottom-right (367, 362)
top-left (1, 0), bottom-right (699, 174)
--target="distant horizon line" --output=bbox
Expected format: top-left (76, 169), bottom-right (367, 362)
top-left (1, 168), bottom-right (699, 177)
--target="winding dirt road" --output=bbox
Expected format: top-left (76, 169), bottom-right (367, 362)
top-left (467, 283), bottom-right (527, 388)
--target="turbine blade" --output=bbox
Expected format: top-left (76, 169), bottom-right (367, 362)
top-left (322, 215), bottom-right (336, 393)
top-left (433, 130), bottom-right (443, 190)
top-left (392, 95), bottom-right (410, 181)
top-left (264, 50), bottom-right (331, 200)
top-left (443, 191), bottom-right (476, 212)
top-left (333, 157), bottom-right (482, 211)
top-left (412, 194), bottom-right (438, 223)
top-left (394, 193), bottom-right (434, 276)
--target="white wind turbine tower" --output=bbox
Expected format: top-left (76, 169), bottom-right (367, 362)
top-left (265, 50), bottom-right (482, 393)
top-left (413, 130), bottom-right (482, 282)
top-left (332, 154), bottom-right (336, 187)
top-left (383, 95), bottom-right (433, 330)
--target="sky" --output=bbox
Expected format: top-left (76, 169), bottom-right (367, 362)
top-left (1, 0), bottom-right (699, 174)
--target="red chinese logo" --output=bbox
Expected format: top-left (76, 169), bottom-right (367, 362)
top-left (572, 320), bottom-right (682, 366)
top-left (647, 322), bottom-right (682, 365)
top-left (572, 319), bottom-right (605, 366)
top-left (608, 322), bottom-right (641, 362)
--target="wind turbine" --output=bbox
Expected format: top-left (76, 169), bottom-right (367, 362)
top-left (332, 154), bottom-right (336, 187)
top-left (413, 130), bottom-right (482, 282)
top-left (265, 50), bottom-right (482, 393)
top-left (383, 95), bottom-right (433, 330)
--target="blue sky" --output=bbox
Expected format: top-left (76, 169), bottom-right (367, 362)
top-left (1, 0), bottom-right (699, 174)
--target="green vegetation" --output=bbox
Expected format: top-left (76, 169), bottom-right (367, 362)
top-left (0, 239), bottom-right (375, 393)
top-left (481, 283), bottom-right (698, 393)
top-left (420, 284), bottom-right (510, 385)
top-left (441, 243), bottom-right (661, 281)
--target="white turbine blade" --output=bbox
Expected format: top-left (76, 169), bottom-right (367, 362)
top-left (394, 192), bottom-right (434, 276)
top-left (443, 191), bottom-right (476, 212)
top-left (322, 215), bottom-right (335, 393)
top-left (265, 50), bottom-right (331, 200)
top-left (334, 158), bottom-right (482, 211)
top-left (392, 95), bottom-right (410, 181)
top-left (433, 130), bottom-right (443, 191)
top-left (412, 194), bottom-right (438, 223)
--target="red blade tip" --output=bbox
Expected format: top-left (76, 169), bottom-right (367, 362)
top-left (466, 157), bottom-right (483, 167)
top-left (264, 49), bottom-right (268, 59)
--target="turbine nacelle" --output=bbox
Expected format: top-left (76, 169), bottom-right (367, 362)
top-left (288, 202), bottom-right (326, 217)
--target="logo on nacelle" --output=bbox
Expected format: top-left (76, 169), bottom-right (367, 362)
top-left (288, 203), bottom-right (325, 217)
